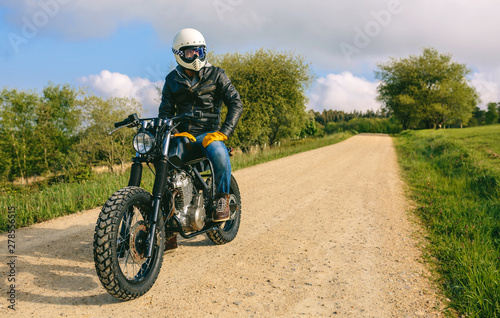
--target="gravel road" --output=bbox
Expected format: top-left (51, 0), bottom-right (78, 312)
top-left (1, 134), bottom-right (446, 317)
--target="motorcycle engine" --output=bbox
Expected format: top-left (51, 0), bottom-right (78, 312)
top-left (170, 170), bottom-right (206, 232)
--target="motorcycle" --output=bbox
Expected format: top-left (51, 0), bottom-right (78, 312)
top-left (93, 112), bottom-right (242, 301)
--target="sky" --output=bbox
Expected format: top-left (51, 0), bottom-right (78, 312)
top-left (1, 0), bottom-right (499, 117)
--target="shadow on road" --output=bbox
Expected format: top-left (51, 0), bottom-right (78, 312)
top-left (2, 223), bottom-right (121, 306)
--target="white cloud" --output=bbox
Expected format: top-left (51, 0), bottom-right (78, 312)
top-left (471, 72), bottom-right (500, 108)
top-left (309, 71), bottom-right (500, 114)
top-left (79, 70), bottom-right (162, 117)
top-left (6, 0), bottom-right (500, 70)
top-left (308, 72), bottom-right (381, 113)
top-left (4, 0), bottom-right (500, 112)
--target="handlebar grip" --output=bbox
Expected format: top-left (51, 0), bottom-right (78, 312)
top-left (114, 119), bottom-right (129, 128)
top-left (202, 113), bottom-right (220, 119)
top-left (113, 113), bottom-right (139, 128)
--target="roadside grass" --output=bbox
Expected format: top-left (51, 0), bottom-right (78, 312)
top-left (0, 131), bottom-right (354, 232)
top-left (394, 125), bottom-right (500, 317)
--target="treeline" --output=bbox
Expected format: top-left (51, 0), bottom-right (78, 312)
top-left (309, 101), bottom-right (500, 135)
top-left (0, 84), bottom-right (141, 185)
top-left (6, 48), bottom-right (496, 187)
top-left (469, 103), bottom-right (500, 126)
top-left (313, 108), bottom-right (389, 126)
top-left (0, 50), bottom-right (317, 186)
top-left (309, 109), bottom-right (403, 134)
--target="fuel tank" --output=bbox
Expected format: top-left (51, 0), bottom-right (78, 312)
top-left (168, 137), bottom-right (206, 167)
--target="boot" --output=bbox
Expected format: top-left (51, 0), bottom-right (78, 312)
top-left (214, 193), bottom-right (230, 222)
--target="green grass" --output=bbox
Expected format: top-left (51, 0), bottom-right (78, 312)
top-left (394, 125), bottom-right (500, 317)
top-left (0, 131), bottom-right (354, 232)
top-left (0, 172), bottom-right (154, 232)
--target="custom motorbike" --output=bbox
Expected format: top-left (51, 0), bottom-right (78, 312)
top-left (93, 112), bottom-right (241, 300)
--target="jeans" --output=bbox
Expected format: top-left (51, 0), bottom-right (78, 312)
top-left (193, 131), bottom-right (231, 194)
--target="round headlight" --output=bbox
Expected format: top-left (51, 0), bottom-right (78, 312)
top-left (133, 132), bottom-right (154, 154)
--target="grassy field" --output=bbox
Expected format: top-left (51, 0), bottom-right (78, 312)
top-left (0, 131), bottom-right (354, 232)
top-left (394, 125), bottom-right (500, 317)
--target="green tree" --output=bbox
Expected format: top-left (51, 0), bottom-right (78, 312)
top-left (300, 110), bottom-right (320, 137)
top-left (78, 95), bottom-right (142, 171)
top-left (211, 49), bottom-right (314, 148)
top-left (0, 85), bottom-right (84, 182)
top-left (34, 84), bottom-right (81, 173)
top-left (497, 103), bottom-right (500, 123)
top-left (485, 102), bottom-right (499, 125)
top-left (0, 88), bottom-right (38, 183)
top-left (375, 47), bottom-right (478, 129)
top-left (469, 106), bottom-right (485, 126)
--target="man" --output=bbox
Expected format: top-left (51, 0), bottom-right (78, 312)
top-left (159, 28), bottom-right (243, 223)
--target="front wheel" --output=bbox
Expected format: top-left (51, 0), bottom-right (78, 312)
top-left (207, 175), bottom-right (241, 245)
top-left (93, 186), bottom-right (165, 300)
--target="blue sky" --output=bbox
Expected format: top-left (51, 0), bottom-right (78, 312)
top-left (1, 0), bottom-right (500, 117)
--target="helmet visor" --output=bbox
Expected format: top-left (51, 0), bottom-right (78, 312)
top-left (181, 46), bottom-right (206, 61)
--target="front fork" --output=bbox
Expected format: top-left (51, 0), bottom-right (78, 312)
top-left (145, 132), bottom-right (173, 258)
top-left (145, 158), bottom-right (169, 258)
top-left (128, 157), bottom-right (143, 187)
top-left (118, 157), bottom-right (144, 253)
top-left (126, 153), bottom-right (170, 258)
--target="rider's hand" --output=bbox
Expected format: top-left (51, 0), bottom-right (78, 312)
top-left (202, 131), bottom-right (228, 148)
top-left (174, 132), bottom-right (196, 142)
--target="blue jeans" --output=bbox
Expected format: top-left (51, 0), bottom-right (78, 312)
top-left (193, 132), bottom-right (231, 194)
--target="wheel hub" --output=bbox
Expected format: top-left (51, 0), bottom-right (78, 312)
top-left (129, 221), bottom-right (148, 265)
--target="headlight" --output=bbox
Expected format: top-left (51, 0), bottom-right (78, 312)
top-left (133, 132), bottom-right (155, 154)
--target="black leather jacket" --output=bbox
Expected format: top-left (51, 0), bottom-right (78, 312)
top-left (159, 64), bottom-right (244, 137)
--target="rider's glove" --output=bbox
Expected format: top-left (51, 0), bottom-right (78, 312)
top-left (174, 132), bottom-right (196, 142)
top-left (202, 131), bottom-right (228, 148)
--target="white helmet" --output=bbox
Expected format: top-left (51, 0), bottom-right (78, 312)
top-left (172, 28), bottom-right (207, 71)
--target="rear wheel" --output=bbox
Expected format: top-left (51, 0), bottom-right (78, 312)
top-left (207, 175), bottom-right (241, 245)
top-left (93, 186), bottom-right (165, 300)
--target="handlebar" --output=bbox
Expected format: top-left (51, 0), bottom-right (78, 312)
top-left (170, 111), bottom-right (219, 121)
top-left (114, 113), bottom-right (140, 128)
top-left (110, 111), bottom-right (220, 135)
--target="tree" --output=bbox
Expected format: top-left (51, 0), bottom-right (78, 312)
top-left (375, 47), bottom-right (478, 129)
top-left (498, 103), bottom-right (500, 123)
top-left (469, 106), bottom-right (485, 126)
top-left (78, 95), bottom-right (142, 171)
top-left (0, 89), bottom-right (38, 183)
top-left (300, 110), bottom-right (319, 137)
top-left (485, 102), bottom-right (499, 125)
top-left (0, 85), bottom-right (86, 183)
top-left (0, 84), bottom-right (146, 185)
top-left (211, 49), bottom-right (314, 148)
top-left (34, 83), bottom-right (81, 173)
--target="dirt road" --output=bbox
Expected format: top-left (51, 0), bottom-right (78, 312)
top-left (1, 134), bottom-right (445, 317)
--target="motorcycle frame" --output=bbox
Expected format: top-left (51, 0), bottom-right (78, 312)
top-left (125, 120), bottom-right (220, 257)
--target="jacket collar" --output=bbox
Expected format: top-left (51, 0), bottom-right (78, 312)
top-left (175, 62), bottom-right (212, 83)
